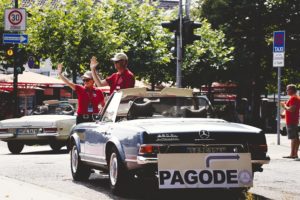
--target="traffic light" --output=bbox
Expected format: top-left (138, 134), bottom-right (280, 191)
top-left (183, 19), bottom-right (201, 45)
top-left (161, 19), bottom-right (179, 33)
top-left (6, 47), bottom-right (14, 58)
top-left (15, 48), bottom-right (27, 74)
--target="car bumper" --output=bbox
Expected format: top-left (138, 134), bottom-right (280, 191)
top-left (0, 134), bottom-right (15, 139)
top-left (137, 155), bottom-right (271, 165)
top-left (37, 133), bottom-right (59, 137)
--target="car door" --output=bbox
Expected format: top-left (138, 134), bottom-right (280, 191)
top-left (84, 92), bottom-right (123, 165)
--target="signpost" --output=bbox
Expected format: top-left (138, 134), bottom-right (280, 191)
top-left (4, 8), bottom-right (26, 31)
top-left (273, 31), bottom-right (285, 145)
top-left (3, 33), bottom-right (28, 44)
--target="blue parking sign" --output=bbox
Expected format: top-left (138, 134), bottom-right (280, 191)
top-left (273, 31), bottom-right (285, 52)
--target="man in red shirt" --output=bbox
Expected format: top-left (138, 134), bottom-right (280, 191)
top-left (57, 64), bottom-right (105, 124)
top-left (281, 84), bottom-right (300, 159)
top-left (90, 53), bottom-right (135, 94)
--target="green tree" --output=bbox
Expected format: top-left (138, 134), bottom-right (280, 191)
top-left (26, 0), bottom-right (172, 87)
top-left (27, 0), bottom-right (123, 82)
top-left (201, 0), bottom-right (300, 125)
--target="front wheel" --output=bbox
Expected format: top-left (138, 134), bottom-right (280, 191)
top-left (7, 141), bottom-right (24, 154)
top-left (70, 144), bottom-right (90, 181)
top-left (108, 146), bottom-right (130, 194)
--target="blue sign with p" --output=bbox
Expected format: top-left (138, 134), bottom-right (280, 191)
top-left (273, 31), bottom-right (285, 53)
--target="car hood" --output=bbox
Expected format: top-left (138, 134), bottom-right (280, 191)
top-left (0, 115), bottom-right (75, 128)
top-left (121, 118), bottom-right (261, 134)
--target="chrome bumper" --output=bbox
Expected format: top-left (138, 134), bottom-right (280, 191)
top-left (0, 133), bottom-right (15, 139)
top-left (137, 156), bottom-right (158, 165)
top-left (37, 133), bottom-right (59, 137)
top-left (137, 156), bottom-right (271, 165)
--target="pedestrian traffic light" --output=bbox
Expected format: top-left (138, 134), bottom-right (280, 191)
top-left (15, 48), bottom-right (27, 74)
top-left (183, 19), bottom-right (201, 45)
top-left (161, 19), bottom-right (179, 33)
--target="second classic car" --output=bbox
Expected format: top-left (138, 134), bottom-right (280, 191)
top-left (0, 100), bottom-right (76, 154)
top-left (68, 88), bottom-right (270, 194)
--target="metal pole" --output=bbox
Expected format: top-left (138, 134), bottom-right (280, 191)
top-left (277, 67), bottom-right (281, 145)
top-left (176, 0), bottom-right (183, 88)
top-left (185, 0), bottom-right (191, 19)
top-left (12, 0), bottom-right (19, 117)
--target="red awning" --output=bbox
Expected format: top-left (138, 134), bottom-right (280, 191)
top-left (0, 71), bottom-right (65, 89)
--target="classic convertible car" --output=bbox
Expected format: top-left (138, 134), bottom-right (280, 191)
top-left (68, 88), bottom-right (270, 194)
top-left (0, 100), bottom-right (76, 154)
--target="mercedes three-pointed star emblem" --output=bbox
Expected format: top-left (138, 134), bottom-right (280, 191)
top-left (199, 130), bottom-right (210, 139)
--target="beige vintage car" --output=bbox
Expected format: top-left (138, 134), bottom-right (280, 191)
top-left (0, 100), bottom-right (76, 154)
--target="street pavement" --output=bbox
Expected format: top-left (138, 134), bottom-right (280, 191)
top-left (0, 134), bottom-right (300, 200)
top-left (249, 134), bottom-right (300, 200)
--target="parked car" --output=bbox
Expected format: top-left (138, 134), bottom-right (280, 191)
top-left (68, 88), bottom-right (270, 194)
top-left (0, 100), bottom-right (76, 154)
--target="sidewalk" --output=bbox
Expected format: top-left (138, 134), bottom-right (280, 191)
top-left (265, 133), bottom-right (298, 159)
top-left (249, 133), bottom-right (300, 200)
top-left (0, 176), bottom-right (84, 200)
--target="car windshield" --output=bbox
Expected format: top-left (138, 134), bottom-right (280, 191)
top-left (31, 102), bottom-right (75, 115)
top-left (116, 96), bottom-right (212, 121)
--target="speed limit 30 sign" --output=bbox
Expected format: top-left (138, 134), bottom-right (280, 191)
top-left (5, 8), bottom-right (26, 31)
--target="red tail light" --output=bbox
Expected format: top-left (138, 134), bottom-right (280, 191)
top-left (139, 145), bottom-right (161, 154)
top-left (0, 128), bottom-right (8, 132)
top-left (43, 128), bottom-right (58, 133)
top-left (249, 144), bottom-right (268, 153)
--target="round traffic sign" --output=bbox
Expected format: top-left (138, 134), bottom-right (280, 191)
top-left (8, 10), bottom-right (23, 25)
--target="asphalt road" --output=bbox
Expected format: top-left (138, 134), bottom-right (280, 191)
top-left (0, 134), bottom-right (299, 200)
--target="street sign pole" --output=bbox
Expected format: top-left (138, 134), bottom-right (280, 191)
top-left (277, 67), bottom-right (281, 145)
top-left (176, 0), bottom-right (183, 88)
top-left (13, 0), bottom-right (19, 118)
top-left (273, 30), bottom-right (285, 145)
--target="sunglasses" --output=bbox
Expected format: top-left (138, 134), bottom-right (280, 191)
top-left (82, 79), bottom-right (91, 82)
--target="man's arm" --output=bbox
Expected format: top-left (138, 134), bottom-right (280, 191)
top-left (281, 101), bottom-right (296, 112)
top-left (57, 63), bottom-right (76, 90)
top-left (90, 56), bottom-right (108, 87)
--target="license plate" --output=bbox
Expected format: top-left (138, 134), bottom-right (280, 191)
top-left (17, 128), bottom-right (40, 134)
top-left (158, 153), bottom-right (253, 189)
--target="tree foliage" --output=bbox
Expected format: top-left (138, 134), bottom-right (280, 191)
top-left (201, 0), bottom-right (300, 124)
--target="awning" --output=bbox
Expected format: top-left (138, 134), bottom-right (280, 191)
top-left (0, 71), bottom-right (65, 89)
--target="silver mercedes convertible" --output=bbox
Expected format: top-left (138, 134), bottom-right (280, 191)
top-left (68, 88), bottom-right (270, 194)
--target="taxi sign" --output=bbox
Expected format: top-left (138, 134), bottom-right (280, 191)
top-left (273, 31), bottom-right (285, 67)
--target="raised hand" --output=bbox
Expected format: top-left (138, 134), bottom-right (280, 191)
top-left (57, 63), bottom-right (63, 75)
top-left (90, 56), bottom-right (99, 70)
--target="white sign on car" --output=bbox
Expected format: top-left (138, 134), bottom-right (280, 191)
top-left (158, 153), bottom-right (252, 189)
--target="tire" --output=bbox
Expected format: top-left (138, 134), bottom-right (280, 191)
top-left (108, 146), bottom-right (129, 195)
top-left (7, 141), bottom-right (24, 154)
top-left (70, 144), bottom-right (91, 181)
top-left (50, 142), bottom-right (63, 152)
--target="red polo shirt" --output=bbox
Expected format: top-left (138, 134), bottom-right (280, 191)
top-left (106, 69), bottom-right (135, 94)
top-left (285, 95), bottom-right (300, 125)
top-left (75, 85), bottom-right (105, 115)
